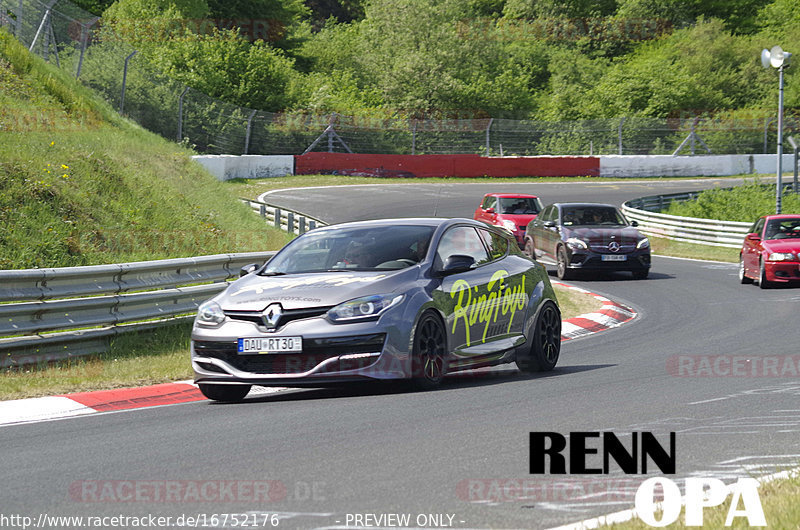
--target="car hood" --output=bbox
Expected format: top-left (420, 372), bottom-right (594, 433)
top-left (215, 269), bottom-right (414, 311)
top-left (498, 213), bottom-right (537, 225)
top-left (564, 226), bottom-right (643, 244)
top-left (761, 239), bottom-right (800, 253)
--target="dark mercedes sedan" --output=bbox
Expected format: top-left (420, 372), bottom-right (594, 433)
top-left (523, 203), bottom-right (651, 280)
top-left (191, 218), bottom-right (561, 401)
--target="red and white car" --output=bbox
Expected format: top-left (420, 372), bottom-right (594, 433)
top-left (739, 214), bottom-right (800, 288)
top-left (473, 193), bottom-right (544, 247)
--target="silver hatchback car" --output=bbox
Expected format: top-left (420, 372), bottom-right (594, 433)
top-left (191, 218), bottom-right (561, 401)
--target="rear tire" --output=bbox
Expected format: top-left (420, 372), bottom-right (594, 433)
top-left (739, 255), bottom-right (752, 284)
top-left (516, 301), bottom-right (561, 372)
top-left (198, 383), bottom-right (251, 402)
top-left (411, 312), bottom-right (448, 390)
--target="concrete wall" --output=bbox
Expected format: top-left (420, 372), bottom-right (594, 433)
top-left (599, 154), bottom-right (797, 178)
top-left (192, 155), bottom-right (294, 181)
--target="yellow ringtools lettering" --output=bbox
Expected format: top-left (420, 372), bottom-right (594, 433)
top-left (450, 270), bottom-right (527, 346)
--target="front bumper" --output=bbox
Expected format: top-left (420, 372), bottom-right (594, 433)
top-left (191, 312), bottom-right (411, 386)
top-left (765, 260), bottom-right (800, 282)
top-left (566, 249), bottom-right (651, 272)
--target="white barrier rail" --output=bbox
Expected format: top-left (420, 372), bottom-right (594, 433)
top-left (0, 252), bottom-right (276, 367)
top-left (622, 192), bottom-right (752, 248)
top-left (240, 198), bottom-right (327, 234)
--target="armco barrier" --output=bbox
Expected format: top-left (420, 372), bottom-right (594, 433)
top-left (0, 252), bottom-right (276, 367)
top-left (294, 153), bottom-right (600, 178)
top-left (622, 192), bottom-right (751, 248)
top-left (240, 198), bottom-right (327, 234)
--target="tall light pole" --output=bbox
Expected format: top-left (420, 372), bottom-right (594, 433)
top-left (761, 46), bottom-right (792, 214)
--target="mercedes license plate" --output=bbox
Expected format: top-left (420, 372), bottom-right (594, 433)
top-left (601, 254), bottom-right (627, 262)
top-left (238, 337), bottom-right (302, 354)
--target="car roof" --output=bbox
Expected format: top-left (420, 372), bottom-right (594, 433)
top-left (318, 217), bottom-right (484, 230)
top-left (551, 202), bottom-right (618, 209)
top-left (760, 214), bottom-right (800, 220)
top-left (484, 193), bottom-right (539, 199)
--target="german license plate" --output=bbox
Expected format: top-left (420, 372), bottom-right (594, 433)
top-left (238, 337), bottom-right (302, 354)
top-left (601, 254), bottom-right (627, 262)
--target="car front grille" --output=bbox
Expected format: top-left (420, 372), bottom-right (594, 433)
top-left (194, 334), bottom-right (386, 375)
top-left (224, 307), bottom-right (333, 329)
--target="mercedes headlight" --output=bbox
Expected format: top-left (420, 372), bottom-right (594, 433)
top-left (328, 294), bottom-right (403, 323)
top-left (566, 237), bottom-right (588, 250)
top-left (196, 300), bottom-right (225, 326)
top-left (637, 237), bottom-right (650, 249)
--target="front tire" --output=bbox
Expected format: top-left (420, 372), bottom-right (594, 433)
top-left (739, 255), bottom-right (753, 284)
top-left (198, 383), bottom-right (251, 402)
top-left (523, 238), bottom-right (535, 259)
top-left (758, 258), bottom-right (770, 289)
top-left (516, 301), bottom-right (561, 372)
top-left (411, 312), bottom-right (448, 390)
top-left (556, 247), bottom-right (573, 280)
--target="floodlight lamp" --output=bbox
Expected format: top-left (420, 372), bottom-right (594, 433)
top-left (763, 45), bottom-right (792, 69)
top-left (761, 48), bottom-right (772, 68)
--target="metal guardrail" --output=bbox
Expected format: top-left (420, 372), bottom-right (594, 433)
top-left (0, 252), bottom-right (276, 367)
top-left (622, 192), bottom-right (752, 248)
top-left (240, 198), bottom-right (327, 235)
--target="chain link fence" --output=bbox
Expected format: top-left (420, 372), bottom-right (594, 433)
top-left (4, 0), bottom-right (800, 157)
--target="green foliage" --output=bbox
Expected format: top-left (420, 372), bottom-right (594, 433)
top-left (664, 180), bottom-right (800, 221)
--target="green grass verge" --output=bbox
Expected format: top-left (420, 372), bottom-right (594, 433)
top-left (604, 472), bottom-right (800, 529)
top-left (650, 236), bottom-right (740, 263)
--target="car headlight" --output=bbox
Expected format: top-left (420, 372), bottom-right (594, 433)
top-left (566, 237), bottom-right (587, 250)
top-left (501, 220), bottom-right (517, 233)
top-left (196, 300), bottom-right (225, 326)
top-left (767, 252), bottom-right (796, 261)
top-left (637, 237), bottom-right (650, 249)
top-left (327, 294), bottom-right (403, 323)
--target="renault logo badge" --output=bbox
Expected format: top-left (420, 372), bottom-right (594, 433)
top-left (608, 241), bottom-right (621, 253)
top-left (262, 303), bottom-right (283, 330)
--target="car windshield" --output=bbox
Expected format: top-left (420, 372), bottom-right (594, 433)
top-left (562, 206), bottom-right (626, 226)
top-left (764, 219), bottom-right (800, 240)
top-left (498, 197), bottom-right (542, 215)
top-left (263, 225), bottom-right (436, 274)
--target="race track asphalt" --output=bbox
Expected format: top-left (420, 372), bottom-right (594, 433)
top-left (2, 178), bottom-right (798, 530)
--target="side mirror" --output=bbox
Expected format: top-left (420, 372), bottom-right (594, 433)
top-left (240, 263), bottom-right (259, 277)
top-left (485, 207), bottom-right (495, 215)
top-left (746, 233), bottom-right (761, 242)
top-left (544, 220), bottom-right (556, 228)
top-left (437, 255), bottom-right (476, 276)
top-left (630, 220), bottom-right (639, 227)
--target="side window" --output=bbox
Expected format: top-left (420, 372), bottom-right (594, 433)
top-left (483, 196), bottom-right (497, 210)
top-left (478, 229), bottom-right (509, 261)
top-left (751, 218), bottom-right (765, 236)
top-left (436, 226), bottom-right (490, 267)
top-left (540, 205), bottom-right (554, 222)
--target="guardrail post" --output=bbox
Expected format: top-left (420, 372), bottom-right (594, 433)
top-left (308, 220), bottom-right (316, 231)
top-left (177, 86), bottom-right (189, 142)
top-left (287, 212), bottom-right (295, 234)
top-left (299, 217), bottom-right (306, 234)
top-left (259, 204), bottom-right (266, 217)
top-left (119, 51), bottom-right (137, 114)
top-left (274, 208), bottom-right (281, 230)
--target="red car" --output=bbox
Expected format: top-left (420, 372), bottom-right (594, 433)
top-left (739, 214), bottom-right (800, 288)
top-left (474, 193), bottom-right (544, 246)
